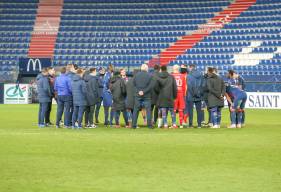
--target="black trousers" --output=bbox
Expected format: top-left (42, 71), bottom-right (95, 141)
top-left (45, 100), bottom-right (52, 124)
top-left (85, 105), bottom-right (96, 126)
top-left (151, 104), bottom-right (158, 124)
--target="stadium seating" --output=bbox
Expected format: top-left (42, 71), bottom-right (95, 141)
top-left (0, 0), bottom-right (280, 91)
top-left (0, 0), bottom-right (38, 81)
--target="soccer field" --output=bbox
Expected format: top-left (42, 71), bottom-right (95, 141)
top-left (0, 105), bottom-right (280, 192)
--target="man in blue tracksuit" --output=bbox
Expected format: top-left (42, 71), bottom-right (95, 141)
top-left (103, 64), bottom-right (114, 126)
top-left (225, 84), bottom-right (247, 128)
top-left (54, 67), bottom-right (72, 128)
top-left (36, 68), bottom-right (52, 128)
top-left (186, 64), bottom-right (204, 128)
top-left (71, 69), bottom-right (87, 128)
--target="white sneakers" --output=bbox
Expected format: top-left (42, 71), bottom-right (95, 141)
top-left (227, 124), bottom-right (236, 129)
top-left (157, 118), bottom-right (163, 128)
top-left (211, 125), bottom-right (220, 128)
top-left (227, 124), bottom-right (242, 129)
top-left (87, 124), bottom-right (97, 128)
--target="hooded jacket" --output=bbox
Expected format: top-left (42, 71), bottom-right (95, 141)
top-left (71, 75), bottom-right (87, 106)
top-left (125, 77), bottom-right (135, 109)
top-left (151, 70), bottom-right (160, 105)
top-left (206, 73), bottom-right (226, 108)
top-left (187, 69), bottom-right (204, 102)
top-left (155, 71), bottom-right (177, 108)
top-left (202, 73), bottom-right (209, 102)
top-left (84, 74), bottom-right (100, 106)
top-left (110, 76), bottom-right (126, 111)
top-left (37, 74), bottom-right (52, 103)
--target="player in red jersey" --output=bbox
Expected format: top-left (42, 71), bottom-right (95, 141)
top-left (172, 65), bottom-right (187, 128)
top-left (180, 64), bottom-right (189, 125)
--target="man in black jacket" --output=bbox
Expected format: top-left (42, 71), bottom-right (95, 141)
top-left (84, 68), bottom-right (100, 128)
top-left (151, 65), bottom-right (160, 126)
top-left (45, 67), bottom-right (56, 126)
top-left (155, 65), bottom-right (177, 128)
top-left (206, 67), bottom-right (225, 128)
top-left (125, 70), bottom-right (137, 128)
top-left (132, 64), bottom-right (153, 128)
top-left (95, 67), bottom-right (105, 124)
top-left (110, 70), bottom-right (128, 128)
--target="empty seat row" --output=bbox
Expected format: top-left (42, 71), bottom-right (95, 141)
top-left (212, 28), bottom-right (281, 35)
top-left (63, 2), bottom-right (228, 10)
top-left (60, 19), bottom-right (205, 27)
top-left (57, 37), bottom-right (177, 43)
top-left (59, 25), bottom-right (198, 32)
top-left (56, 43), bottom-right (169, 49)
top-left (54, 49), bottom-right (160, 55)
top-left (59, 31), bottom-right (185, 37)
top-left (61, 13), bottom-right (214, 21)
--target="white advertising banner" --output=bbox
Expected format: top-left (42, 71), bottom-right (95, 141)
top-left (224, 92), bottom-right (281, 109)
top-left (245, 92), bottom-right (281, 109)
top-left (4, 84), bottom-right (32, 104)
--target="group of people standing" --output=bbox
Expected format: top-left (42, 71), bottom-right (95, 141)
top-left (36, 63), bottom-right (247, 129)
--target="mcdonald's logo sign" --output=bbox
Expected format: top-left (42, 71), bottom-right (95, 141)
top-left (27, 59), bottom-right (42, 72)
top-left (19, 58), bottom-right (51, 75)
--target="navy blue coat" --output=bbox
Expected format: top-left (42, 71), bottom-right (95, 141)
top-left (71, 75), bottom-right (87, 106)
top-left (133, 71), bottom-right (152, 99)
top-left (102, 71), bottom-right (113, 107)
top-left (187, 69), bottom-right (204, 102)
top-left (66, 71), bottom-right (76, 81)
top-left (97, 75), bottom-right (104, 102)
top-left (37, 74), bottom-right (52, 103)
top-left (84, 74), bottom-right (100, 106)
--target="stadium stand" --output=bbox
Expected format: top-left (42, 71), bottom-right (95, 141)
top-left (0, 0), bottom-right (39, 81)
top-left (0, 0), bottom-right (280, 91)
top-left (28, 0), bottom-right (63, 58)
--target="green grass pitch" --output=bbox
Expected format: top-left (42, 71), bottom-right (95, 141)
top-left (0, 104), bottom-right (280, 192)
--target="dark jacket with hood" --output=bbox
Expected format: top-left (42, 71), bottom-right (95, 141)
top-left (155, 71), bottom-right (177, 108)
top-left (37, 74), bottom-right (52, 103)
top-left (187, 69), bottom-right (204, 102)
top-left (206, 73), bottom-right (226, 108)
top-left (84, 74), bottom-right (100, 106)
top-left (202, 73), bottom-right (209, 102)
top-left (110, 76), bottom-right (127, 111)
top-left (71, 75), bottom-right (87, 106)
top-left (151, 70), bottom-right (160, 105)
top-left (125, 77), bottom-right (135, 109)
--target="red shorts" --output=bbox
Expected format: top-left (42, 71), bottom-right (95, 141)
top-left (174, 92), bottom-right (185, 110)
